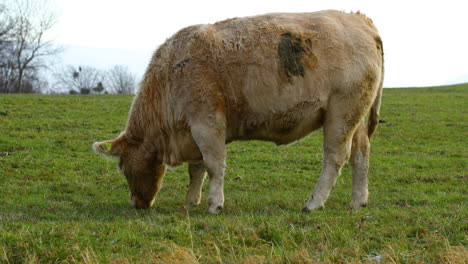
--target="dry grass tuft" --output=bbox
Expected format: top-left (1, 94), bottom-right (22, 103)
top-left (439, 246), bottom-right (467, 264)
top-left (149, 243), bottom-right (199, 264)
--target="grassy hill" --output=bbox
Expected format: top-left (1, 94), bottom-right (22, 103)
top-left (0, 84), bottom-right (466, 263)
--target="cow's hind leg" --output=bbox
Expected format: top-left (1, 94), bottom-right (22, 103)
top-left (185, 162), bottom-right (207, 208)
top-left (349, 121), bottom-right (370, 209)
top-left (302, 103), bottom-right (361, 211)
top-left (191, 123), bottom-right (226, 215)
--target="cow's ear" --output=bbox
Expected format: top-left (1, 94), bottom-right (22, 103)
top-left (93, 138), bottom-right (125, 157)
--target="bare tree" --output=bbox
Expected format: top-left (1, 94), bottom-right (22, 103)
top-left (0, 1), bottom-right (15, 92)
top-left (107, 65), bottom-right (136, 94)
top-left (54, 65), bottom-right (107, 94)
top-left (0, 1), bottom-right (14, 44)
top-left (0, 0), bottom-right (61, 93)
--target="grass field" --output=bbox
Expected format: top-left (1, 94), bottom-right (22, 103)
top-left (0, 84), bottom-right (466, 263)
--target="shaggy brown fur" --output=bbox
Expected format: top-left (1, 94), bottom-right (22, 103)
top-left (94, 10), bottom-right (384, 213)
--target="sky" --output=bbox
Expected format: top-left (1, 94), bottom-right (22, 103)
top-left (48, 0), bottom-right (468, 88)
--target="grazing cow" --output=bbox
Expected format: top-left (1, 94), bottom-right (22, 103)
top-left (93, 10), bottom-right (384, 214)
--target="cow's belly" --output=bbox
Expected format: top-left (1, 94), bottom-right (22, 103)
top-left (226, 103), bottom-right (324, 145)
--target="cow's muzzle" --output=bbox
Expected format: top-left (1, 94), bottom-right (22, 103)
top-left (130, 193), bottom-right (154, 209)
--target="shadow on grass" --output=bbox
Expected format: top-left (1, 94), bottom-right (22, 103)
top-left (2, 193), bottom-right (325, 223)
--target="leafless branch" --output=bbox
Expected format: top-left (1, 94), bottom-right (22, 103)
top-left (107, 65), bottom-right (136, 94)
top-left (0, 0), bottom-right (61, 93)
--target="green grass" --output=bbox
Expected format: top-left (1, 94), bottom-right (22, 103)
top-left (0, 84), bottom-right (467, 263)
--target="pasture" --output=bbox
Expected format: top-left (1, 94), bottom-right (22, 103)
top-left (0, 84), bottom-right (466, 263)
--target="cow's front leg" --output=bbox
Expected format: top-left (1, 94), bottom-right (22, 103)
top-left (191, 122), bottom-right (226, 215)
top-left (205, 157), bottom-right (226, 215)
top-left (185, 162), bottom-right (207, 208)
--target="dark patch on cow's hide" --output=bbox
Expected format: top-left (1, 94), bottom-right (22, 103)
top-left (278, 33), bottom-right (306, 80)
top-left (172, 58), bottom-right (192, 73)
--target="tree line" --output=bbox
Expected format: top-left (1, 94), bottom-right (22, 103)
top-left (0, 0), bottom-right (136, 94)
top-left (53, 65), bottom-right (136, 95)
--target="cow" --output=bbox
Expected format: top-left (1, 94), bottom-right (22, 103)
top-left (93, 10), bottom-right (384, 214)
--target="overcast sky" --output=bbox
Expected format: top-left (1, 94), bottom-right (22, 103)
top-left (49, 0), bottom-right (468, 87)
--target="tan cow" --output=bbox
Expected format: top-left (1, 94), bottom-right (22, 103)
top-left (94, 10), bottom-right (384, 214)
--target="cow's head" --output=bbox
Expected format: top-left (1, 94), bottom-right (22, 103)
top-left (93, 135), bottom-right (166, 209)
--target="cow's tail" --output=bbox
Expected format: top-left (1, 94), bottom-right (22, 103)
top-left (367, 82), bottom-right (382, 138)
top-left (367, 36), bottom-right (384, 139)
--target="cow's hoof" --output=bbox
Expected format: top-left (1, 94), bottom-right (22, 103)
top-left (207, 205), bottom-right (223, 215)
top-left (302, 203), bottom-right (324, 213)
